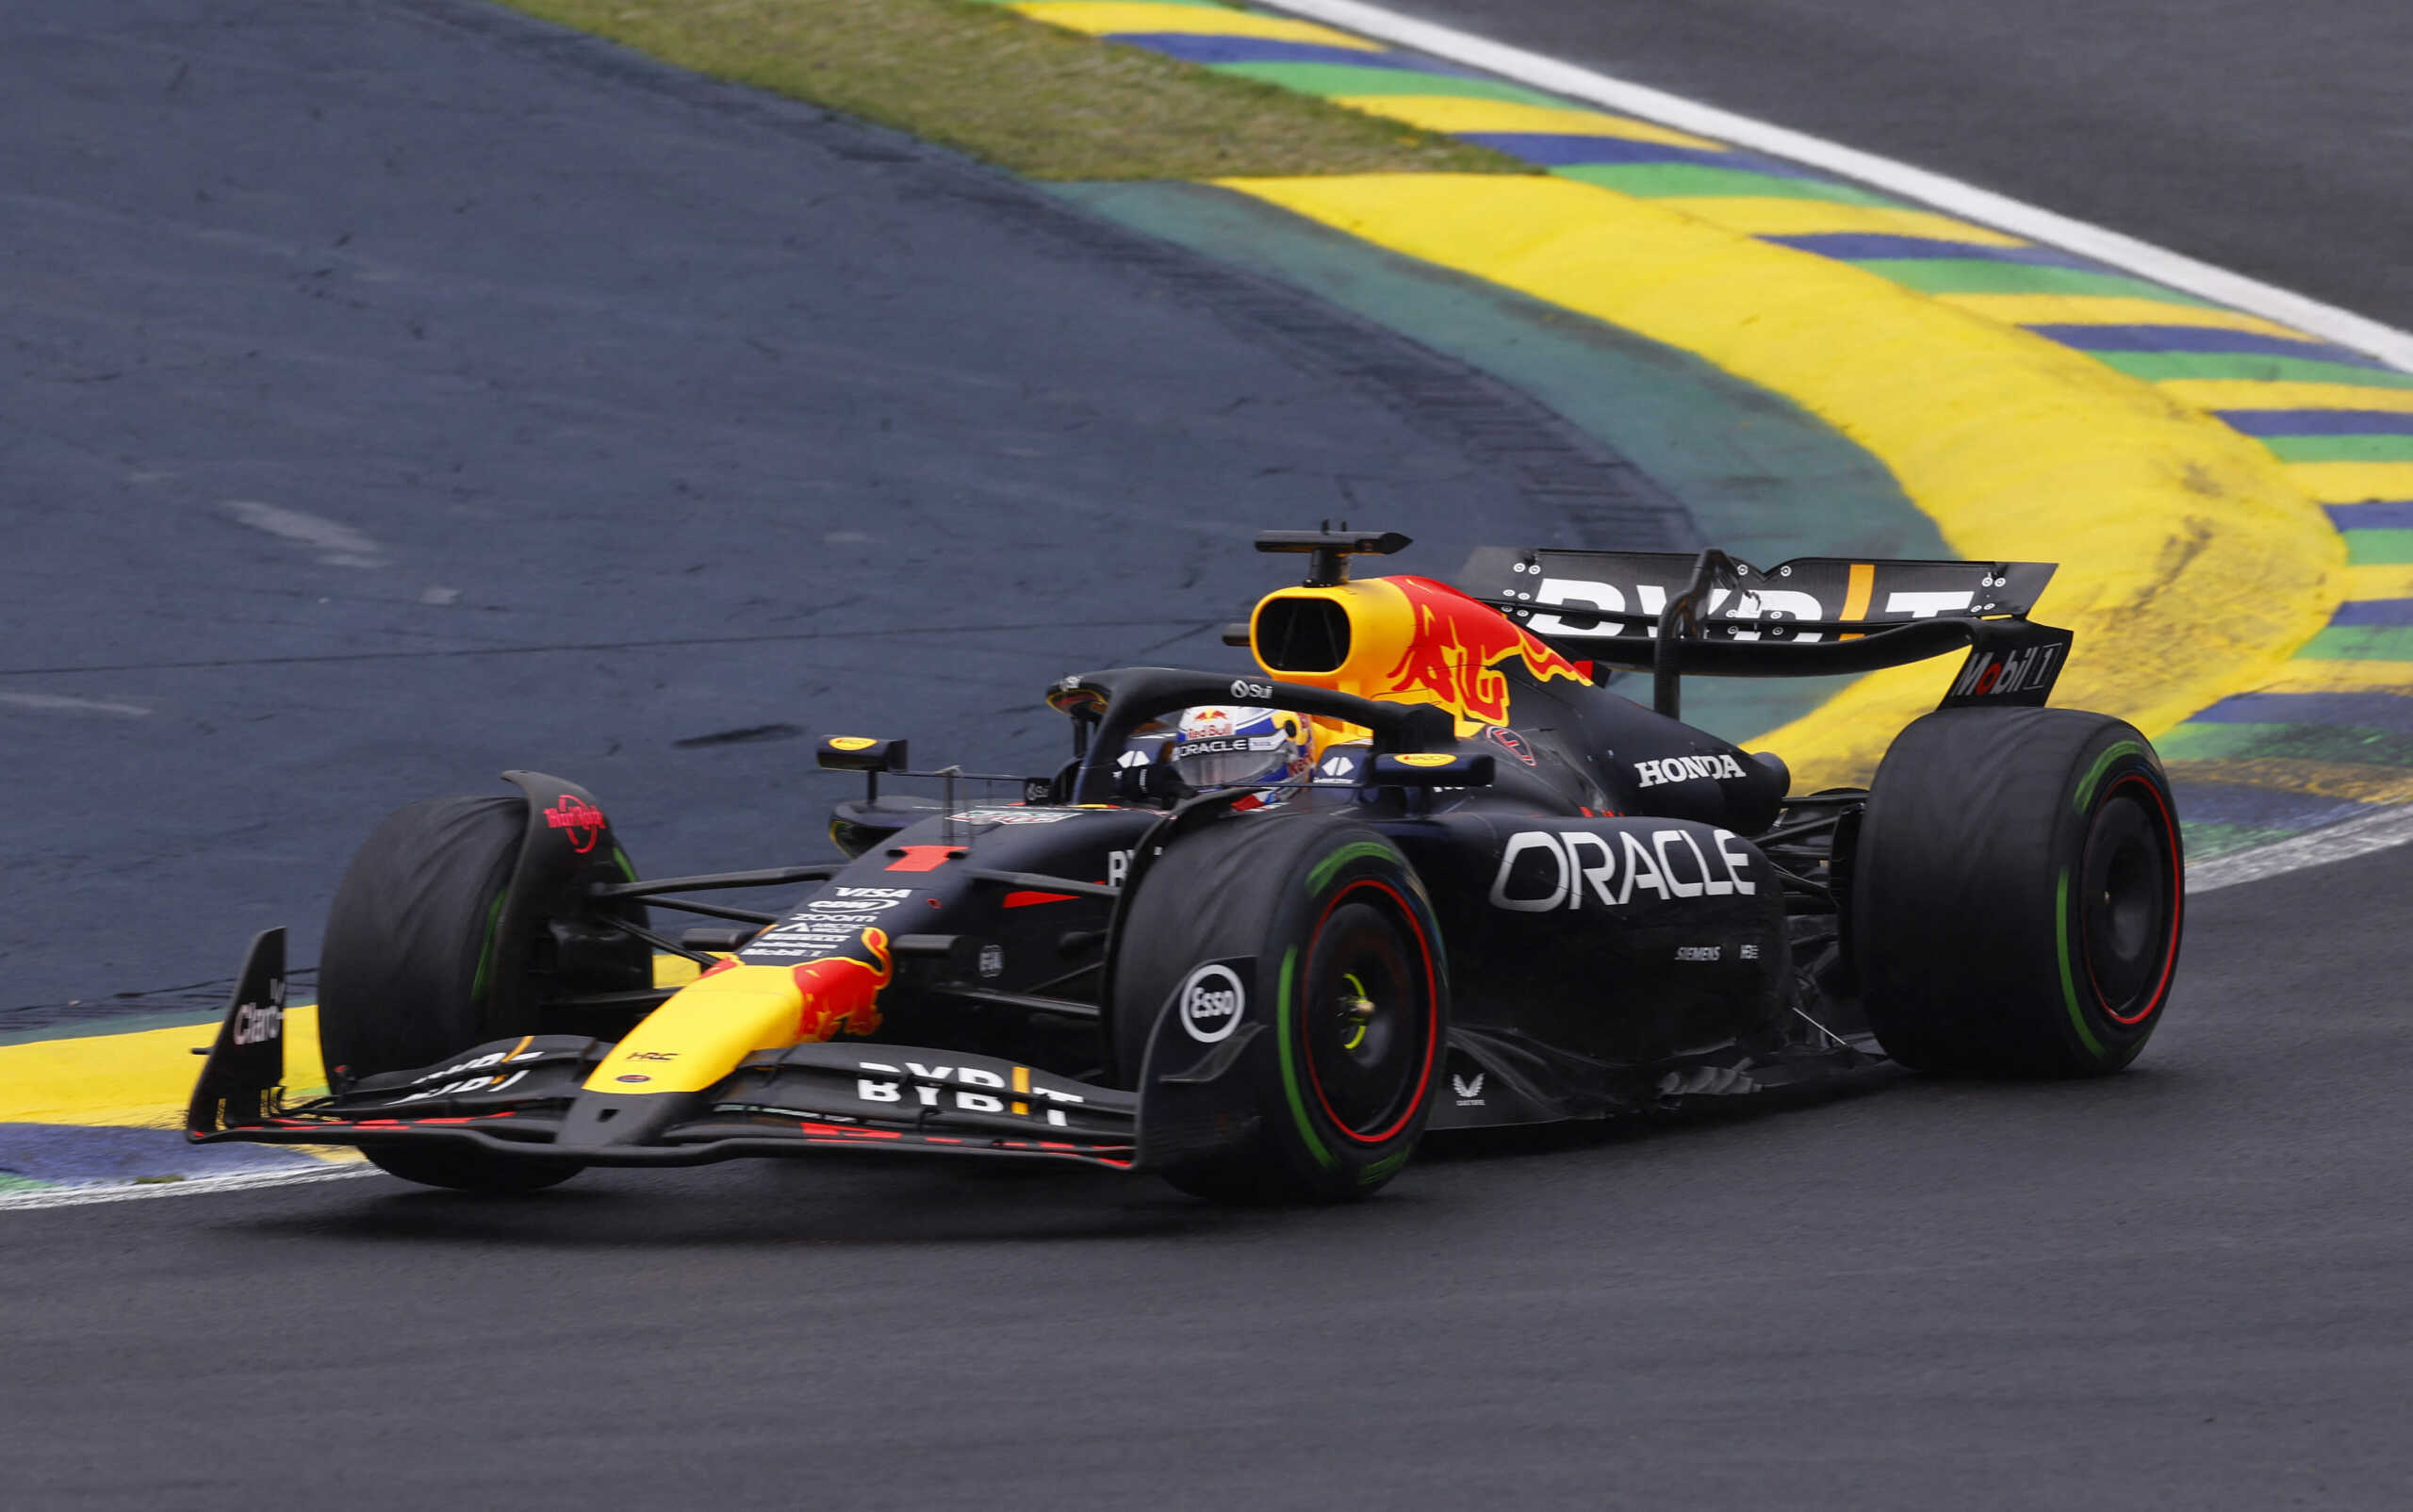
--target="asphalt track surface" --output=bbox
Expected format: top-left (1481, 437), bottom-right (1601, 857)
top-left (0, 0), bottom-right (1676, 1024)
top-left (1393, 0), bottom-right (2413, 331)
top-left (8, 2), bottom-right (2413, 1508)
top-left (11, 851), bottom-right (2411, 1507)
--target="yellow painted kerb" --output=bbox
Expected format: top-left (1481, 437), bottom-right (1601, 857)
top-left (0, 1006), bottom-right (329, 1129)
top-left (1012, 2), bottom-right (1379, 48)
top-left (1221, 173), bottom-right (2343, 786)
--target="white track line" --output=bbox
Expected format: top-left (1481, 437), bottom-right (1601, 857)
top-left (1265, 0), bottom-right (2413, 372)
top-left (2188, 805), bottom-right (2413, 894)
top-left (0, 1164), bottom-right (375, 1212)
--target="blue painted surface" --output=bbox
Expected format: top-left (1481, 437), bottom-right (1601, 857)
top-left (1767, 235), bottom-right (2093, 267)
top-left (2168, 781), bottom-right (2375, 831)
top-left (1456, 135), bottom-right (1808, 173)
top-left (2187, 691), bottom-right (2413, 731)
top-left (1119, 28), bottom-right (1496, 80)
top-left (2214, 408), bottom-right (2413, 437)
top-left (0, 1124), bottom-right (329, 1187)
top-left (2026, 323), bottom-right (2377, 362)
top-left (1102, 33), bottom-right (1421, 68)
top-left (2325, 598), bottom-right (2413, 627)
top-left (2326, 501), bottom-right (2413, 529)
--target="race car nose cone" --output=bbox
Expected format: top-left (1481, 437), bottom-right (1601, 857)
top-left (551, 1089), bottom-right (694, 1151)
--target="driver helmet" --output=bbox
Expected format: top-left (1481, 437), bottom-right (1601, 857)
top-left (1170, 705), bottom-right (1309, 794)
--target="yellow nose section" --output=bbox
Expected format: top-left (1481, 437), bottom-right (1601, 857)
top-left (583, 964), bottom-right (804, 1095)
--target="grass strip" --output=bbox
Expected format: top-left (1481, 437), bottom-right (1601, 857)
top-left (502, 0), bottom-right (1524, 179)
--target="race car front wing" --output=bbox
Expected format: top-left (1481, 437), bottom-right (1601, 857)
top-left (187, 929), bottom-right (1269, 1175)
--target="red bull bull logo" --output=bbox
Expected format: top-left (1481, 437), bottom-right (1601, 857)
top-left (792, 929), bottom-right (893, 1042)
top-left (1183, 707), bottom-right (1236, 739)
top-left (1379, 576), bottom-right (1588, 727)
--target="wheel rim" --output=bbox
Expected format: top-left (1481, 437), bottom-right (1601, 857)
top-left (1300, 880), bottom-right (1436, 1142)
top-left (2080, 774), bottom-right (2180, 1026)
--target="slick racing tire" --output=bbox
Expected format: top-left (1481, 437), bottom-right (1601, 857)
top-left (1853, 708), bottom-right (2183, 1076)
top-left (318, 794), bottom-right (640, 1192)
top-left (353, 1140), bottom-right (584, 1194)
top-left (1111, 814), bottom-right (1447, 1204)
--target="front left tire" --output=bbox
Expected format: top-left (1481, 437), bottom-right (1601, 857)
top-left (317, 793), bottom-right (634, 1192)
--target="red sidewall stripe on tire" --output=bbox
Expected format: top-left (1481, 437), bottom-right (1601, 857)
top-left (2093, 771), bottom-right (2184, 1027)
top-left (1301, 878), bottom-right (1439, 1147)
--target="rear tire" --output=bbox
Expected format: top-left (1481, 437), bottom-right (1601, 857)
top-left (1111, 814), bottom-right (1447, 1203)
top-left (1853, 708), bottom-right (2183, 1076)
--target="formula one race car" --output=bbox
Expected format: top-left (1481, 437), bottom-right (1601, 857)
top-left (189, 529), bottom-right (2184, 1201)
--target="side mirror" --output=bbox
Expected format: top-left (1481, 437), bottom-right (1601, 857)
top-left (816, 735), bottom-right (908, 773)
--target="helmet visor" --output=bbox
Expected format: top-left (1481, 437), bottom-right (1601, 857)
top-left (1172, 731), bottom-right (1292, 788)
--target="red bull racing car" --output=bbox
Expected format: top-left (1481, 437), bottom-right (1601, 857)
top-left (189, 529), bottom-right (2184, 1201)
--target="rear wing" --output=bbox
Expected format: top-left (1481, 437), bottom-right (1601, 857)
top-left (1457, 546), bottom-right (2070, 720)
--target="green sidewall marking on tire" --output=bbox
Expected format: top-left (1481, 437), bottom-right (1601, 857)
top-left (1273, 945), bottom-right (1338, 1171)
top-left (2074, 740), bottom-right (2148, 814)
top-left (1306, 840), bottom-right (1394, 896)
top-left (2054, 868), bottom-right (2109, 1060)
top-left (469, 891), bottom-right (509, 1009)
top-left (611, 846), bottom-right (636, 880)
top-left (1359, 1147), bottom-right (1411, 1187)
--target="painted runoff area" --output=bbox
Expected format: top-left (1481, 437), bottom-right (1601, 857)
top-left (0, 1005), bottom-right (356, 1204)
top-left (1001, 0), bottom-right (2413, 865)
top-left (1245, 0), bottom-right (2413, 862)
top-left (0, 954), bottom-right (708, 1203)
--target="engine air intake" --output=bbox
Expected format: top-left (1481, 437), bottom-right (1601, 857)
top-left (1255, 597), bottom-right (1353, 673)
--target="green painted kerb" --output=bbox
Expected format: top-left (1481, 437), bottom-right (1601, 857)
top-left (2093, 353), bottom-right (2413, 388)
top-left (1551, 163), bottom-right (1903, 206)
top-left (1211, 61), bottom-right (1559, 106)
top-left (2053, 869), bottom-right (2109, 1061)
top-left (2342, 531), bottom-right (2413, 566)
top-left (1273, 945), bottom-right (1338, 1170)
top-left (1863, 261), bottom-right (2215, 304)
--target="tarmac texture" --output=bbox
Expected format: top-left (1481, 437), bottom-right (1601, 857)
top-left (1, 0), bottom-right (1677, 1021)
top-left (1402, 0), bottom-right (2413, 329)
top-left (6, 1), bottom-right (2411, 1507)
